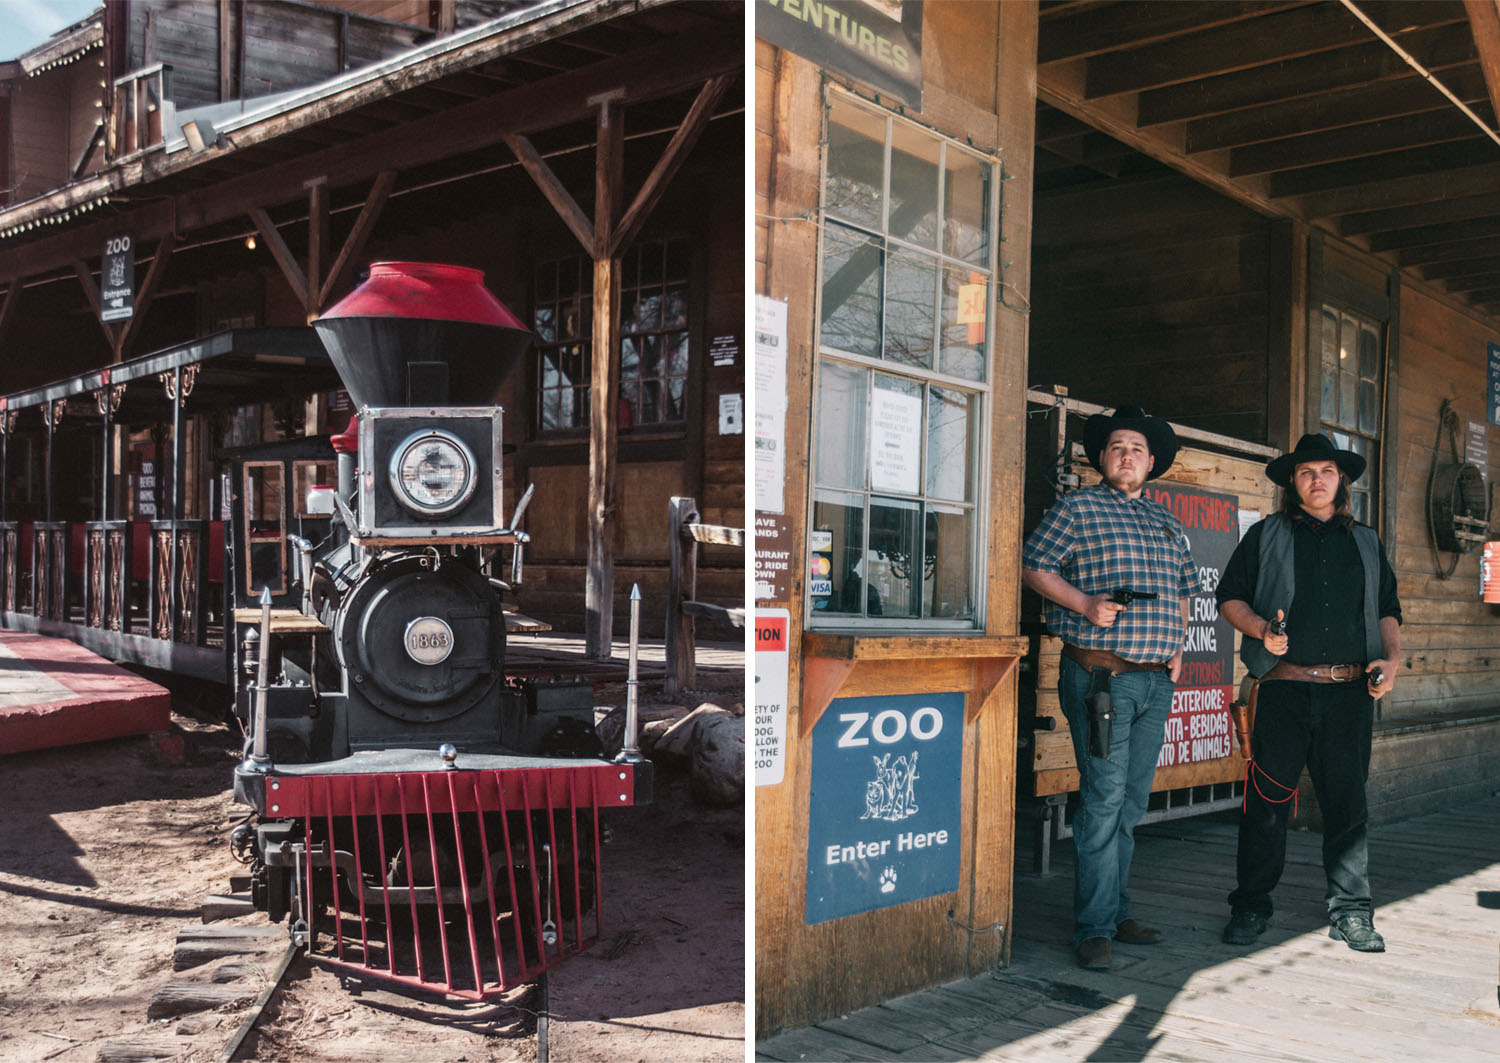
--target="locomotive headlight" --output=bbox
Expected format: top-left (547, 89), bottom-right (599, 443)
top-left (388, 429), bottom-right (478, 516)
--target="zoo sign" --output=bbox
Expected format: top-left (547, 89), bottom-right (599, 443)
top-left (805, 691), bottom-right (963, 925)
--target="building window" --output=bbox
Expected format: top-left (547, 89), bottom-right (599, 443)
top-left (808, 90), bottom-right (996, 627)
top-left (1319, 303), bottom-right (1382, 524)
top-left (533, 239), bottom-right (691, 434)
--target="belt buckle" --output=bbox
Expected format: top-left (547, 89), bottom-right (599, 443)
top-left (1329, 663), bottom-right (1357, 682)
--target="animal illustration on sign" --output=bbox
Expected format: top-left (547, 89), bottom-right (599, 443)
top-left (861, 750), bottom-right (920, 822)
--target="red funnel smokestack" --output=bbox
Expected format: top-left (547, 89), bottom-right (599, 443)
top-left (313, 262), bottom-right (531, 408)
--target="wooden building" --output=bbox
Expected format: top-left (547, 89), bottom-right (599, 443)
top-left (755, 0), bottom-right (1500, 1038)
top-left (0, 0), bottom-right (745, 662)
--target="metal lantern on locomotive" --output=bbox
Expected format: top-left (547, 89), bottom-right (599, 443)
top-left (227, 262), bottom-right (651, 1003)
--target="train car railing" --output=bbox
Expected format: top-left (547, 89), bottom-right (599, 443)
top-left (85, 521), bottom-right (135, 632)
top-left (269, 762), bottom-right (631, 999)
top-left (150, 519), bottom-right (210, 646)
top-left (34, 522), bottom-right (72, 622)
top-left (0, 521), bottom-right (18, 613)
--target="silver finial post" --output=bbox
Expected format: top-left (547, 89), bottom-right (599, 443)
top-left (618, 584), bottom-right (644, 763)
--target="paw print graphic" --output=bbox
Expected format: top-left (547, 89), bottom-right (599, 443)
top-left (879, 866), bottom-right (897, 894)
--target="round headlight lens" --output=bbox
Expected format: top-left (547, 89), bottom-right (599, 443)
top-left (389, 430), bottom-right (477, 516)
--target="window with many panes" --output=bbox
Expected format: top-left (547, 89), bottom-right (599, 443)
top-left (533, 240), bottom-right (691, 433)
top-left (809, 89), bottom-right (995, 628)
top-left (1319, 303), bottom-right (1382, 524)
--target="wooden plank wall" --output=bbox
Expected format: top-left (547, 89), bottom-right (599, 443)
top-left (9, 63), bottom-right (97, 201)
top-left (1030, 172), bottom-right (1273, 444)
top-left (1381, 281), bottom-right (1500, 722)
top-left (1026, 443), bottom-right (1275, 795)
top-left (124, 0), bottom-right (429, 109)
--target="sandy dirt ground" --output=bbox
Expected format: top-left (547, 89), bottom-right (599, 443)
top-left (0, 689), bottom-right (744, 1063)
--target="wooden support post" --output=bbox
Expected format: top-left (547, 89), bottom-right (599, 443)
top-left (585, 94), bottom-right (623, 659)
top-left (306, 177), bottom-right (329, 319)
top-left (664, 496), bottom-right (698, 697)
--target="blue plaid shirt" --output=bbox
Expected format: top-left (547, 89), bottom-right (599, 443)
top-left (1023, 483), bottom-right (1202, 663)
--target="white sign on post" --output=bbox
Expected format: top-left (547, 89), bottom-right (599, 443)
top-left (754, 609), bottom-right (790, 787)
top-left (754, 296), bottom-right (788, 516)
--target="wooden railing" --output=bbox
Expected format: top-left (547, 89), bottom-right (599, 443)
top-left (663, 496), bottom-right (745, 697)
top-left (0, 518), bottom-right (222, 651)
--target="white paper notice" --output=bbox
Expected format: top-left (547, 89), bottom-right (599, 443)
top-left (754, 296), bottom-right (789, 515)
top-left (719, 392), bottom-right (743, 435)
top-left (754, 609), bottom-right (790, 787)
top-left (1238, 508), bottom-right (1260, 540)
top-left (870, 386), bottom-right (922, 495)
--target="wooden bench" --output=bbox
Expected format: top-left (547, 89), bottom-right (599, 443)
top-left (664, 496), bottom-right (744, 697)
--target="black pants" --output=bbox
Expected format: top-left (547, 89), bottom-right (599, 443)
top-left (1228, 679), bottom-right (1374, 920)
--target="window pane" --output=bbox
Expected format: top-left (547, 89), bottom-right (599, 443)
top-left (825, 100), bottom-right (886, 231)
top-left (1338, 367), bottom-right (1356, 427)
top-left (927, 386), bottom-right (975, 502)
top-left (939, 264), bottom-right (986, 381)
top-left (811, 490), bottom-right (867, 617)
top-left (667, 332), bottom-right (690, 377)
top-left (815, 361), bottom-right (868, 490)
top-left (642, 379), bottom-right (661, 423)
top-left (667, 376), bottom-right (686, 420)
top-left (869, 496), bottom-right (922, 618)
top-left (1321, 306), bottom-right (1338, 366)
top-left (534, 306), bottom-right (555, 344)
top-left (621, 378), bottom-right (639, 425)
top-left (664, 285), bottom-right (688, 330)
top-left (1359, 323), bottom-right (1379, 380)
top-left (1359, 379), bottom-right (1378, 434)
top-left (944, 146), bottom-right (990, 265)
top-left (925, 503), bottom-right (973, 619)
top-left (884, 247), bottom-right (936, 369)
top-left (889, 120), bottom-right (940, 249)
top-left (641, 334), bottom-right (662, 378)
top-left (620, 336), bottom-right (638, 376)
top-left (1352, 489), bottom-right (1369, 524)
top-left (1321, 364), bottom-right (1337, 422)
top-left (821, 223), bottom-right (882, 359)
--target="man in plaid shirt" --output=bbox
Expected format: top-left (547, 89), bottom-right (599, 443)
top-left (1022, 405), bottom-right (1201, 972)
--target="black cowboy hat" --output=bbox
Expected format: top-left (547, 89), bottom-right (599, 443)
top-left (1265, 433), bottom-right (1366, 487)
top-left (1081, 404), bottom-right (1178, 481)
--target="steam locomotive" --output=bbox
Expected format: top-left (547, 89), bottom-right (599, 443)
top-left (225, 262), bottom-right (651, 1003)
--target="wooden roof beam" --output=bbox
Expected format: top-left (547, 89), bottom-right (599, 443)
top-left (1417, 253), bottom-right (1500, 280)
top-left (1185, 66), bottom-right (1484, 153)
top-left (1138, 23), bottom-right (1479, 126)
top-left (1228, 108), bottom-right (1481, 176)
top-left (1082, 3), bottom-right (1386, 98)
top-left (1366, 213), bottom-right (1500, 252)
top-left (1292, 159), bottom-right (1500, 217)
top-left (1268, 137), bottom-right (1496, 197)
top-left (1338, 188), bottom-right (1500, 235)
top-left (1463, 0), bottom-right (1500, 124)
top-left (1039, 0), bottom-right (1300, 65)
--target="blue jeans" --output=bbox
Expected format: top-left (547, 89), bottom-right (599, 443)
top-left (1059, 655), bottom-right (1173, 946)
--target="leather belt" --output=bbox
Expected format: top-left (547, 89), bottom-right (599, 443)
top-left (1062, 643), bottom-right (1169, 675)
top-left (1261, 661), bottom-right (1366, 684)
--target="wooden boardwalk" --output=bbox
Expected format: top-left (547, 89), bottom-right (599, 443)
top-left (757, 797), bottom-right (1500, 1062)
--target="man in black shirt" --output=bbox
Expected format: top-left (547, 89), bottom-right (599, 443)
top-left (1215, 434), bottom-right (1401, 952)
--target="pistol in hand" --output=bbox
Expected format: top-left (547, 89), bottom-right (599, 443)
top-left (1111, 587), bottom-right (1159, 607)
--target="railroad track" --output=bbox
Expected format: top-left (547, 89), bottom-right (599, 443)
top-left (100, 907), bottom-right (554, 1063)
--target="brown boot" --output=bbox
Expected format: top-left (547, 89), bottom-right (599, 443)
top-left (1076, 936), bottom-right (1111, 970)
top-left (1115, 919), bottom-right (1162, 945)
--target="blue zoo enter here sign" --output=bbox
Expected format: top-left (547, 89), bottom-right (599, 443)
top-left (806, 691), bottom-right (964, 925)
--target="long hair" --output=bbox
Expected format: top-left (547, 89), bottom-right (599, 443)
top-left (1276, 473), bottom-right (1354, 526)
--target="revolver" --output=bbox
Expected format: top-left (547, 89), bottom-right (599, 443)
top-left (1267, 613), bottom-right (1287, 638)
top-left (1110, 587), bottom-right (1159, 606)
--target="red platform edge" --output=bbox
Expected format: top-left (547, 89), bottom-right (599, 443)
top-left (0, 631), bottom-right (171, 756)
